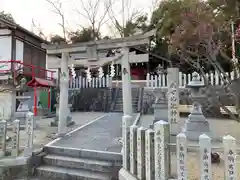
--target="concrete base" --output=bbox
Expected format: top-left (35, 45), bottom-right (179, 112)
top-left (50, 117), bottom-right (74, 127)
top-left (51, 104), bottom-right (74, 127)
top-left (182, 120), bottom-right (212, 141)
top-left (182, 103), bottom-right (214, 141)
top-left (119, 168), bottom-right (137, 180)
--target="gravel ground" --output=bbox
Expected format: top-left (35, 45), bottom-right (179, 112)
top-left (170, 152), bottom-right (240, 180)
top-left (141, 114), bottom-right (240, 179)
top-left (5, 112), bottom-right (107, 151)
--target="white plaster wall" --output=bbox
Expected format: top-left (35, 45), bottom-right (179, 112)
top-left (16, 40), bottom-right (24, 61)
top-left (0, 36), bottom-right (12, 71)
top-left (15, 39), bottom-right (24, 70)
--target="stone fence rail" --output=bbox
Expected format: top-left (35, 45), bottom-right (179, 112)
top-left (68, 71), bottom-right (238, 89)
top-left (0, 112), bottom-right (34, 158)
top-left (121, 116), bottom-right (237, 180)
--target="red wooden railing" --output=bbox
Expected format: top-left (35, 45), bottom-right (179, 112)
top-left (0, 60), bottom-right (56, 80)
top-left (0, 60), bottom-right (56, 116)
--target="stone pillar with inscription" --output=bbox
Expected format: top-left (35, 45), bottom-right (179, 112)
top-left (145, 129), bottom-right (155, 180)
top-left (177, 133), bottom-right (187, 180)
top-left (223, 135), bottom-right (237, 180)
top-left (137, 127), bottom-right (146, 180)
top-left (122, 115), bottom-right (132, 170)
top-left (12, 119), bottom-right (20, 156)
top-left (167, 68), bottom-right (179, 134)
top-left (0, 120), bottom-right (7, 158)
top-left (129, 125), bottom-right (138, 175)
top-left (24, 112), bottom-right (34, 157)
top-left (199, 134), bottom-right (212, 180)
top-left (154, 120), bottom-right (170, 180)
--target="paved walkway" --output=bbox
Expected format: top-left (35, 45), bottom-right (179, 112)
top-left (52, 113), bottom-right (137, 152)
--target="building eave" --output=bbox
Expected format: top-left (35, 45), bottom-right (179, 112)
top-left (0, 17), bottom-right (49, 44)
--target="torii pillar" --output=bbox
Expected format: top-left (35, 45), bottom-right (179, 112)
top-left (58, 52), bottom-right (69, 135)
top-left (121, 47), bottom-right (133, 116)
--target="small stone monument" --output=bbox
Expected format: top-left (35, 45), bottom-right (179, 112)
top-left (151, 65), bottom-right (168, 125)
top-left (182, 72), bottom-right (213, 141)
top-left (15, 96), bottom-right (31, 125)
top-left (152, 88), bottom-right (168, 124)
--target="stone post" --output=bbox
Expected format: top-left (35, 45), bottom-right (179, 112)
top-left (223, 135), bottom-right (237, 180)
top-left (145, 129), bottom-right (154, 180)
top-left (167, 68), bottom-right (179, 134)
top-left (137, 127), bottom-right (146, 180)
top-left (121, 47), bottom-right (133, 116)
top-left (176, 133), bottom-right (187, 180)
top-left (58, 52), bottom-right (69, 135)
top-left (122, 115), bottom-right (132, 170)
top-left (0, 120), bottom-right (7, 158)
top-left (154, 120), bottom-right (170, 180)
top-left (129, 125), bottom-right (138, 175)
top-left (24, 112), bottom-right (34, 157)
top-left (199, 134), bottom-right (212, 180)
top-left (12, 119), bottom-right (20, 156)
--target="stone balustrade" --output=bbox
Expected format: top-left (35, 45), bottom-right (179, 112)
top-left (121, 117), bottom-right (237, 180)
top-left (0, 112), bottom-right (34, 158)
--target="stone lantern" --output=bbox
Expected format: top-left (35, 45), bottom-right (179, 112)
top-left (182, 72), bottom-right (212, 141)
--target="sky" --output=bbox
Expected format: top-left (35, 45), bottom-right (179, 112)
top-left (0, 0), bottom-right (155, 38)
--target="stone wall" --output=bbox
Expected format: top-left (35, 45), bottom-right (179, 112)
top-left (142, 86), bottom-right (234, 117)
top-left (69, 88), bottom-right (113, 112)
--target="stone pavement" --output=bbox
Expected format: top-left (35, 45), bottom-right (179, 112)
top-left (52, 113), bottom-right (137, 152)
top-left (6, 112), bottom-right (107, 152)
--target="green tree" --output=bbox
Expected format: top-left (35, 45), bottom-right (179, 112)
top-left (68, 27), bottom-right (101, 43)
top-left (112, 14), bottom-right (149, 37)
top-left (50, 35), bottom-right (66, 44)
top-left (150, 0), bottom-right (240, 120)
top-left (0, 11), bottom-right (15, 22)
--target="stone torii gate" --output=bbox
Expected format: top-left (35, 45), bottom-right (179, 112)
top-left (42, 30), bottom-right (155, 135)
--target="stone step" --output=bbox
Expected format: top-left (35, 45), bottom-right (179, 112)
top-left (44, 146), bottom-right (122, 163)
top-left (36, 165), bottom-right (112, 180)
top-left (115, 100), bottom-right (138, 104)
top-left (116, 98), bottom-right (139, 101)
top-left (44, 154), bottom-right (113, 173)
top-left (115, 102), bottom-right (138, 106)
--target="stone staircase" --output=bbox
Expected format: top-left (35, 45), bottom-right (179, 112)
top-left (36, 146), bottom-right (121, 180)
top-left (113, 88), bottom-right (140, 112)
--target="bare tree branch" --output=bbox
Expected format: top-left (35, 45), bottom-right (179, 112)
top-left (75, 0), bottom-right (116, 40)
top-left (31, 19), bottom-right (47, 40)
top-left (45, 0), bottom-right (67, 41)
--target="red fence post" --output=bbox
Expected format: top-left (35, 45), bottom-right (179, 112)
top-left (33, 85), bottom-right (37, 116)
